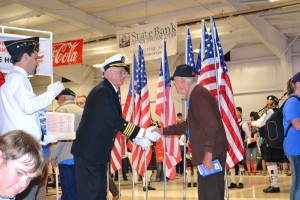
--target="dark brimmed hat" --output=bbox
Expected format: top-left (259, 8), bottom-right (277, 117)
top-left (101, 54), bottom-right (129, 72)
top-left (169, 64), bottom-right (195, 81)
top-left (292, 72), bottom-right (300, 83)
top-left (266, 95), bottom-right (278, 102)
top-left (55, 88), bottom-right (76, 100)
top-left (4, 37), bottom-right (39, 56)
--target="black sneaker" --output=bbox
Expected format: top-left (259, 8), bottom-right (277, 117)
top-left (237, 183), bottom-right (244, 189)
top-left (193, 183), bottom-right (197, 187)
top-left (228, 183), bottom-right (237, 189)
top-left (263, 186), bottom-right (280, 193)
top-left (187, 182), bottom-right (192, 187)
top-left (143, 186), bottom-right (156, 191)
top-left (263, 186), bottom-right (272, 193)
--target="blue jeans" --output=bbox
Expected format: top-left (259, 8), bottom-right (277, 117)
top-left (156, 162), bottom-right (164, 179)
top-left (59, 164), bottom-right (78, 200)
top-left (288, 155), bottom-right (300, 200)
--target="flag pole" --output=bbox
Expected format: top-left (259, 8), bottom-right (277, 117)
top-left (162, 38), bottom-right (167, 200)
top-left (210, 16), bottom-right (229, 200)
top-left (182, 98), bottom-right (188, 200)
top-left (200, 20), bottom-right (205, 67)
top-left (131, 49), bottom-right (136, 200)
top-left (182, 26), bottom-right (191, 200)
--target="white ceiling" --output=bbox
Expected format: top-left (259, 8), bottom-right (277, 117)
top-left (1, 0), bottom-right (300, 74)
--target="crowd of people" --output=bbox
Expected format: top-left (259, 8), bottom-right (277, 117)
top-left (0, 36), bottom-right (299, 200)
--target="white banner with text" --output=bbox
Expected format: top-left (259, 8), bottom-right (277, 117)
top-left (116, 18), bottom-right (177, 63)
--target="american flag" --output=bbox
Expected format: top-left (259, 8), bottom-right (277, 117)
top-left (0, 67), bottom-right (4, 87)
top-left (110, 80), bottom-right (128, 173)
top-left (186, 26), bottom-right (195, 68)
top-left (195, 20), bottom-right (209, 80)
top-left (110, 132), bottom-right (123, 173)
top-left (198, 17), bottom-right (244, 168)
top-left (155, 39), bottom-right (181, 180)
top-left (122, 54), bottom-right (137, 122)
top-left (131, 44), bottom-right (152, 176)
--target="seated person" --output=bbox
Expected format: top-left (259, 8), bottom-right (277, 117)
top-left (0, 130), bottom-right (45, 199)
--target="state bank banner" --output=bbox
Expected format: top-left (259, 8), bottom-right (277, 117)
top-left (0, 34), bottom-right (53, 76)
top-left (117, 18), bottom-right (177, 62)
top-left (53, 39), bottom-right (83, 67)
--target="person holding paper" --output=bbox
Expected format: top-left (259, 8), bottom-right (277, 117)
top-left (71, 54), bottom-right (161, 200)
top-left (152, 64), bottom-right (228, 200)
top-left (0, 37), bottom-right (64, 200)
top-left (50, 88), bottom-right (83, 200)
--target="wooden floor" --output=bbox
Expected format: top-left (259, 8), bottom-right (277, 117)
top-left (46, 172), bottom-right (292, 200)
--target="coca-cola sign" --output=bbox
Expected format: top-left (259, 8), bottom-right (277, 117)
top-left (53, 39), bottom-right (83, 67)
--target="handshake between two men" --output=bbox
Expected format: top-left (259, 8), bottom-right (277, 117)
top-left (133, 126), bottom-right (163, 150)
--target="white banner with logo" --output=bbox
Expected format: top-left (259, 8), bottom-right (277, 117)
top-left (117, 18), bottom-right (177, 62)
top-left (0, 33), bottom-right (53, 76)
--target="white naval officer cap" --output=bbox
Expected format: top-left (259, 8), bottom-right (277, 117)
top-left (101, 54), bottom-right (129, 73)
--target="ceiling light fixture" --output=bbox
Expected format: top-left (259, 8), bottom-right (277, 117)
top-left (93, 64), bottom-right (102, 68)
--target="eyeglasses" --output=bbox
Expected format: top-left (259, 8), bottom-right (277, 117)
top-left (110, 70), bottom-right (128, 76)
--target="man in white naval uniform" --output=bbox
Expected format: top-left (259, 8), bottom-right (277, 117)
top-left (0, 37), bottom-right (64, 200)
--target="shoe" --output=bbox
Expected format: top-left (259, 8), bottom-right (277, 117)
top-left (287, 173), bottom-right (291, 176)
top-left (155, 178), bottom-right (161, 182)
top-left (123, 177), bottom-right (128, 181)
top-left (263, 186), bottom-right (280, 193)
top-left (237, 183), bottom-right (244, 189)
top-left (187, 182), bottom-right (191, 187)
top-left (228, 183), bottom-right (237, 189)
top-left (263, 186), bottom-right (272, 192)
top-left (112, 195), bottom-right (119, 200)
top-left (143, 186), bottom-right (156, 191)
top-left (193, 182), bottom-right (197, 187)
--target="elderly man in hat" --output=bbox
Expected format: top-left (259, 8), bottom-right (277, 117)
top-left (51, 88), bottom-right (83, 200)
top-left (71, 54), bottom-right (160, 200)
top-left (251, 95), bottom-right (286, 193)
top-left (0, 37), bottom-right (64, 200)
top-left (152, 64), bottom-right (228, 200)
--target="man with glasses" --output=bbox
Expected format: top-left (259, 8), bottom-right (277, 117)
top-left (71, 54), bottom-right (161, 200)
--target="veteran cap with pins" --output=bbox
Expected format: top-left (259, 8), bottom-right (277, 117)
top-left (55, 88), bottom-right (76, 100)
top-left (101, 54), bottom-right (129, 73)
top-left (4, 37), bottom-right (39, 57)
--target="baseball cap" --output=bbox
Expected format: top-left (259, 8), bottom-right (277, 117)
top-left (169, 64), bottom-right (195, 81)
top-left (55, 88), bottom-right (76, 100)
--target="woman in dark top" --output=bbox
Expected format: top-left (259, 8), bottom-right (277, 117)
top-left (245, 125), bottom-right (258, 175)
